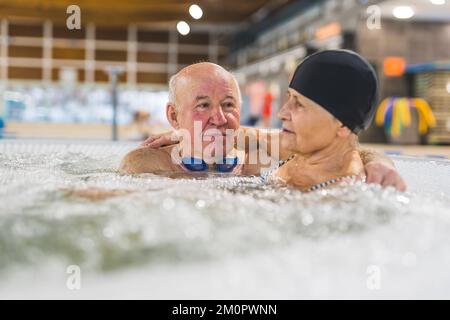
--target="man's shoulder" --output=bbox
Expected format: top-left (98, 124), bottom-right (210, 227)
top-left (118, 145), bottom-right (176, 174)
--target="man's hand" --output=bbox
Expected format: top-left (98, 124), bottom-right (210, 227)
top-left (365, 161), bottom-right (406, 192)
top-left (360, 148), bottom-right (407, 192)
top-left (140, 131), bottom-right (177, 148)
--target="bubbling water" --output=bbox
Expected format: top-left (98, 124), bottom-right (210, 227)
top-left (0, 140), bottom-right (449, 298)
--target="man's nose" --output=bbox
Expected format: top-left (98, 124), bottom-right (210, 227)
top-left (210, 107), bottom-right (227, 126)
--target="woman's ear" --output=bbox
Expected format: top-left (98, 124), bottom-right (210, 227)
top-left (166, 103), bottom-right (180, 129)
top-left (336, 124), bottom-right (352, 137)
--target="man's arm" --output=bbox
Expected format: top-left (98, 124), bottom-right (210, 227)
top-left (139, 128), bottom-right (407, 191)
top-left (359, 148), bottom-right (406, 191)
top-left (140, 131), bottom-right (176, 148)
top-left (61, 148), bottom-right (157, 201)
top-left (63, 187), bottom-right (135, 201)
top-left (239, 128), bottom-right (407, 191)
top-left (359, 148), bottom-right (394, 167)
top-left (236, 127), bottom-right (292, 160)
top-left (239, 128), bottom-right (406, 191)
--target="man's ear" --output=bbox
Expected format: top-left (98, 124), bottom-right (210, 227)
top-left (166, 103), bottom-right (180, 129)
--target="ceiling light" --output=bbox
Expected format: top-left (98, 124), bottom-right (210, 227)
top-left (177, 21), bottom-right (190, 36)
top-left (430, 0), bottom-right (446, 5)
top-left (392, 6), bottom-right (415, 19)
top-left (189, 4), bottom-right (203, 20)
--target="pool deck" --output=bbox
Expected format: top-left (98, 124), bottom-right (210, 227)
top-left (362, 144), bottom-right (450, 160)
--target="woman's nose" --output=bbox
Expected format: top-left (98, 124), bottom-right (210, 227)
top-left (277, 103), bottom-right (290, 121)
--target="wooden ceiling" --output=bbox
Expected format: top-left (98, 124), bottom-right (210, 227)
top-left (0, 0), bottom-right (291, 26)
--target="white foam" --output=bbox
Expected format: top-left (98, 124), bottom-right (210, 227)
top-left (0, 139), bottom-right (449, 299)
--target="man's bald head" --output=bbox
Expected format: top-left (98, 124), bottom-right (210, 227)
top-left (168, 62), bottom-right (242, 110)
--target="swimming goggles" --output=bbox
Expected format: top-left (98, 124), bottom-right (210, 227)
top-left (181, 157), bottom-right (239, 173)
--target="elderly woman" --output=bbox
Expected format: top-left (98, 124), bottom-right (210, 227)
top-left (263, 50), bottom-right (379, 191)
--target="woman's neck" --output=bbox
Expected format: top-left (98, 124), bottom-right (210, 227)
top-left (302, 136), bottom-right (360, 171)
top-left (278, 137), bottom-right (363, 188)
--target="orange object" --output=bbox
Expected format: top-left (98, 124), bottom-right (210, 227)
top-left (383, 57), bottom-right (406, 77)
top-left (262, 92), bottom-right (273, 118)
top-left (315, 22), bottom-right (342, 41)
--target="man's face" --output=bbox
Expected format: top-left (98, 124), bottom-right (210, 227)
top-left (171, 69), bottom-right (241, 159)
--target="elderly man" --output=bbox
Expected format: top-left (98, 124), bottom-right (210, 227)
top-left (122, 62), bottom-right (405, 191)
top-left (119, 62), bottom-right (244, 175)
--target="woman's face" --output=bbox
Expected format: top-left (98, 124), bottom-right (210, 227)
top-left (278, 88), bottom-right (342, 155)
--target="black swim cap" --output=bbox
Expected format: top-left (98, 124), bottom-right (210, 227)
top-left (289, 50), bottom-right (379, 134)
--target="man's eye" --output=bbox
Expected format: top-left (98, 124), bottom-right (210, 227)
top-left (223, 102), bottom-right (235, 109)
top-left (196, 103), bottom-right (209, 109)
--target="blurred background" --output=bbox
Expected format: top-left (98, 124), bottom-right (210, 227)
top-left (0, 0), bottom-right (449, 157)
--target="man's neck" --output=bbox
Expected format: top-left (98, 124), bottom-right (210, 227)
top-left (178, 144), bottom-right (203, 160)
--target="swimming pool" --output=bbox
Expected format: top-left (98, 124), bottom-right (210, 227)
top-left (0, 139), bottom-right (449, 299)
